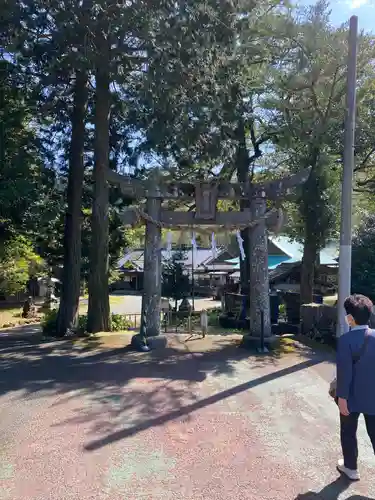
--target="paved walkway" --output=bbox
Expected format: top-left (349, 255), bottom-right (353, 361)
top-left (107, 294), bottom-right (221, 315)
top-left (0, 335), bottom-right (374, 500)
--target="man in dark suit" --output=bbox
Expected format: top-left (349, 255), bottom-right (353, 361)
top-left (336, 294), bottom-right (375, 481)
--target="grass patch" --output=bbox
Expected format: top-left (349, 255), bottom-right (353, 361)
top-left (71, 331), bottom-right (134, 349)
top-left (294, 334), bottom-right (336, 355)
top-left (276, 336), bottom-right (301, 353)
top-left (109, 296), bottom-right (124, 304)
top-left (0, 306), bottom-right (42, 329)
top-left (323, 294), bottom-right (337, 306)
top-left (0, 308), bottom-right (21, 328)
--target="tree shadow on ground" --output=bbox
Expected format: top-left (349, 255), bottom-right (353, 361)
top-left (295, 476), bottom-right (374, 500)
top-left (0, 334), bottom-right (328, 452)
top-left (0, 323), bottom-right (42, 338)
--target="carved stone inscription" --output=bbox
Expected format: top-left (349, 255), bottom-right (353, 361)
top-left (194, 182), bottom-right (219, 220)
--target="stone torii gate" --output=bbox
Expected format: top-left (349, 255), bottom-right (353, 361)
top-left (108, 167), bottom-right (310, 344)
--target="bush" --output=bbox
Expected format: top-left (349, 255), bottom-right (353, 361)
top-left (110, 314), bottom-right (133, 331)
top-left (41, 311), bottom-right (133, 336)
top-left (0, 235), bottom-right (45, 296)
top-left (41, 309), bottom-right (58, 336)
top-left (207, 308), bottom-right (220, 326)
top-left (42, 310), bottom-right (84, 336)
top-left (279, 303), bottom-right (286, 317)
top-left (352, 215), bottom-right (375, 302)
top-left (78, 314), bottom-right (87, 332)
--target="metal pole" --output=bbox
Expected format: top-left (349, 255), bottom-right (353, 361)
top-left (336, 16), bottom-right (358, 338)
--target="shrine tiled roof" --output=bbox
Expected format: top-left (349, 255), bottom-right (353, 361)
top-left (227, 236), bottom-right (338, 269)
top-left (117, 248), bottom-right (230, 271)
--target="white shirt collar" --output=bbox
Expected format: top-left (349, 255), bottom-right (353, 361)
top-left (350, 325), bottom-right (368, 331)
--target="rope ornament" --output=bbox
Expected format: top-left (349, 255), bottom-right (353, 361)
top-left (130, 206), bottom-right (283, 235)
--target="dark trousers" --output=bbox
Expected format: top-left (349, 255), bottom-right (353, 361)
top-left (340, 412), bottom-right (375, 470)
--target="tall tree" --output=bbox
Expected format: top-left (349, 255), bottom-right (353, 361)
top-left (351, 214), bottom-right (375, 301)
top-left (162, 250), bottom-right (190, 311)
top-left (345, 71), bottom-right (375, 220)
top-left (87, 25), bottom-right (111, 332)
top-left (0, 59), bottom-right (48, 237)
top-left (57, 70), bottom-right (88, 334)
top-left (132, 0), bottom-right (290, 290)
top-left (4, 0), bottom-right (94, 333)
top-left (0, 58), bottom-right (49, 295)
top-left (86, 0), bottom-right (168, 332)
top-left (264, 1), bottom-right (361, 303)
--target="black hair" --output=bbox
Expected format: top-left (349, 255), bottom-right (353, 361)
top-left (344, 294), bottom-right (373, 325)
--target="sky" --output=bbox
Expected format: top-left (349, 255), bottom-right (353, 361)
top-left (304, 0), bottom-right (375, 32)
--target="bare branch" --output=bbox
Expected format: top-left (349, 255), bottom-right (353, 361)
top-left (354, 148), bottom-right (375, 172)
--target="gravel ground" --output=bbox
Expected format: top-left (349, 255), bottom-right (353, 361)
top-left (0, 335), bottom-right (374, 500)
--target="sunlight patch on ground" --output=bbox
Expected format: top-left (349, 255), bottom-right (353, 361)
top-left (323, 294), bottom-right (337, 306)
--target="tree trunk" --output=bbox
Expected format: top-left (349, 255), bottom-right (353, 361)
top-left (235, 117), bottom-right (250, 293)
top-left (300, 149), bottom-right (320, 306)
top-left (56, 71), bottom-right (88, 336)
top-left (87, 33), bottom-right (110, 333)
top-left (300, 230), bottom-right (318, 305)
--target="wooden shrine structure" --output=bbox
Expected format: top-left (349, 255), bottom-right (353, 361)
top-left (107, 168), bottom-right (311, 343)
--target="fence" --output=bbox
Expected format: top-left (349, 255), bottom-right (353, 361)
top-left (119, 309), bottom-right (221, 334)
top-left (121, 313), bottom-right (142, 330)
top-left (161, 309), bottom-right (220, 334)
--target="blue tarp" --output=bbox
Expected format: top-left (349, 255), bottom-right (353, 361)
top-left (226, 236), bottom-right (338, 270)
top-left (267, 236), bottom-right (338, 266)
top-left (268, 255), bottom-right (291, 269)
top-left (228, 255), bottom-right (291, 270)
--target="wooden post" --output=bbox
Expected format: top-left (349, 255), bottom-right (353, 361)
top-left (248, 197), bottom-right (272, 340)
top-left (201, 309), bottom-right (208, 338)
top-left (140, 185), bottom-right (162, 338)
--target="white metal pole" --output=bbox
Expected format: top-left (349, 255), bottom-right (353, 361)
top-left (336, 16), bottom-right (358, 337)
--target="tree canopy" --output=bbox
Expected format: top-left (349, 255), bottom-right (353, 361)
top-left (352, 215), bottom-right (375, 302)
top-left (162, 250), bottom-right (191, 309)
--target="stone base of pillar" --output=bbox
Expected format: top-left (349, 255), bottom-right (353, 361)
top-left (131, 333), bottom-right (151, 352)
top-left (147, 335), bottom-right (168, 349)
top-left (130, 333), bottom-right (167, 352)
top-left (240, 334), bottom-right (278, 350)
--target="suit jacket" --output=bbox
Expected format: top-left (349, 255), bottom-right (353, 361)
top-left (336, 327), bottom-right (375, 415)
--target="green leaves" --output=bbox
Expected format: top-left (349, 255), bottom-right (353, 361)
top-left (162, 250), bottom-right (190, 303)
top-left (264, 3), bottom-right (352, 248)
top-left (0, 59), bottom-right (49, 233)
top-left (352, 215), bottom-right (375, 301)
top-left (131, 0), bottom-right (291, 178)
top-left (0, 235), bottom-right (44, 296)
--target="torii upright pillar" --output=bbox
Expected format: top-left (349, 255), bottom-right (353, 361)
top-left (249, 195), bottom-right (271, 340)
top-left (244, 168), bottom-right (311, 345)
top-left (140, 174), bottom-right (162, 338)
